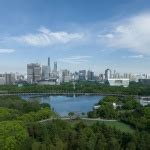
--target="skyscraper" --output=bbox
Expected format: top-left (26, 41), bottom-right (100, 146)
top-left (53, 61), bottom-right (57, 73)
top-left (42, 65), bottom-right (49, 80)
top-left (48, 57), bottom-right (51, 78)
top-left (62, 69), bottom-right (71, 82)
top-left (27, 63), bottom-right (41, 83)
top-left (87, 70), bottom-right (94, 81)
top-left (105, 69), bottom-right (111, 80)
top-left (52, 61), bottom-right (58, 78)
top-left (79, 70), bottom-right (86, 81)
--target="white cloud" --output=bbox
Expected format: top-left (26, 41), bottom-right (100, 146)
top-left (98, 12), bottom-right (150, 54)
top-left (58, 56), bottom-right (92, 64)
top-left (123, 54), bottom-right (144, 59)
top-left (0, 48), bottom-right (15, 53)
top-left (13, 27), bottom-right (84, 47)
top-left (129, 54), bottom-right (144, 59)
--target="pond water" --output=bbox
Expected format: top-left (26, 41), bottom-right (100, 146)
top-left (21, 95), bottom-right (104, 116)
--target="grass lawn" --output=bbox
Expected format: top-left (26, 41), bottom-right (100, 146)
top-left (67, 119), bottom-right (135, 133)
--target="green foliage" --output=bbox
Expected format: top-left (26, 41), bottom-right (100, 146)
top-left (0, 96), bottom-right (41, 113)
top-left (26, 120), bottom-right (150, 150)
top-left (0, 96), bottom-right (25, 111)
top-left (0, 121), bottom-right (28, 150)
top-left (143, 107), bottom-right (150, 118)
top-left (120, 106), bottom-right (150, 132)
top-left (0, 94), bottom-right (149, 149)
top-left (68, 112), bottom-right (75, 119)
top-left (88, 96), bottom-right (119, 119)
top-left (0, 107), bottom-right (20, 121)
top-left (88, 96), bottom-right (150, 134)
top-left (97, 103), bottom-right (117, 119)
top-left (23, 100), bottom-right (41, 113)
top-left (99, 96), bottom-right (119, 104)
top-left (40, 103), bottom-right (51, 109)
top-left (122, 96), bottom-right (140, 110)
top-left (17, 108), bottom-right (53, 122)
top-left (1, 81), bottom-right (150, 95)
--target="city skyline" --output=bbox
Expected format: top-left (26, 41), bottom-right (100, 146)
top-left (0, 57), bottom-right (150, 86)
top-left (0, 0), bottom-right (150, 73)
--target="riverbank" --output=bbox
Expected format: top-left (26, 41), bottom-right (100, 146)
top-left (1, 82), bottom-right (150, 96)
top-left (0, 92), bottom-right (139, 97)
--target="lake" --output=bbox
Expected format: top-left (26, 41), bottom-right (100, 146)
top-left (21, 95), bottom-right (104, 116)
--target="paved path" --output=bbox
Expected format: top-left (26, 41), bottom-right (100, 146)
top-left (38, 117), bottom-right (117, 123)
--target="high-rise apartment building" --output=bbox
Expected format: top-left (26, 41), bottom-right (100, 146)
top-left (27, 63), bottom-right (41, 83)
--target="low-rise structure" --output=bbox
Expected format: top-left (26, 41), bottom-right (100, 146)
top-left (139, 97), bottom-right (150, 106)
top-left (139, 79), bottom-right (150, 85)
top-left (106, 78), bottom-right (129, 87)
top-left (37, 78), bottom-right (58, 85)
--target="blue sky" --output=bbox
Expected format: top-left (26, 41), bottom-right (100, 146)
top-left (0, 0), bottom-right (150, 74)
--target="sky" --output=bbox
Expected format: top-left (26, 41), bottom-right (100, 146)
top-left (0, 0), bottom-right (150, 74)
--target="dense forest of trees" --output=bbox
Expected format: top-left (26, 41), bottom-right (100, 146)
top-left (0, 95), bottom-right (150, 149)
top-left (1, 81), bottom-right (150, 95)
top-left (88, 96), bottom-right (150, 133)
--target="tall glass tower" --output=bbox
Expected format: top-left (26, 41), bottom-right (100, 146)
top-left (48, 57), bottom-right (51, 78)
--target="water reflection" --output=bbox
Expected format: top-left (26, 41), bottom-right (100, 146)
top-left (22, 95), bottom-right (104, 117)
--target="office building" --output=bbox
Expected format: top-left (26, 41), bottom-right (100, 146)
top-left (27, 63), bottom-right (41, 83)
top-left (53, 62), bottom-right (57, 72)
top-left (62, 69), bottom-right (71, 82)
top-left (87, 70), bottom-right (94, 81)
top-left (0, 74), bottom-right (5, 85)
top-left (48, 57), bottom-right (51, 78)
top-left (79, 70), bottom-right (86, 81)
top-left (99, 74), bottom-right (104, 81)
top-left (52, 61), bottom-right (58, 78)
top-left (105, 69), bottom-right (111, 79)
top-left (4, 73), bottom-right (15, 85)
top-left (72, 72), bottom-right (79, 81)
top-left (42, 65), bottom-right (49, 80)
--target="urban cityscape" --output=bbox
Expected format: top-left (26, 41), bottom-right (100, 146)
top-left (0, 57), bottom-right (150, 87)
top-left (0, 0), bottom-right (150, 149)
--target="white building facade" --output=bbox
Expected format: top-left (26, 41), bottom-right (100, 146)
top-left (107, 78), bottom-right (129, 87)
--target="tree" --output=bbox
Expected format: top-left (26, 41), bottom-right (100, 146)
top-left (0, 121), bottom-right (29, 150)
top-left (97, 103), bottom-right (117, 119)
top-left (108, 137), bottom-right (121, 150)
top-left (126, 142), bottom-right (136, 150)
top-left (68, 112), bottom-right (75, 119)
